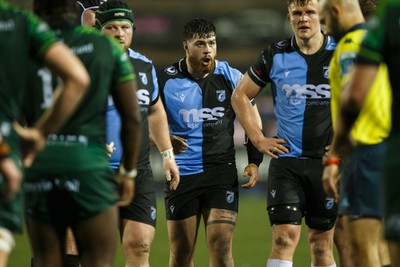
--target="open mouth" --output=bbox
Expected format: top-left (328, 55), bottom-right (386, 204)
top-left (202, 58), bottom-right (211, 65)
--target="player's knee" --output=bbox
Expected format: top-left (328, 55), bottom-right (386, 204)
top-left (310, 239), bottom-right (332, 259)
top-left (122, 238), bottom-right (151, 256)
top-left (209, 238), bottom-right (232, 257)
top-left (268, 204), bottom-right (303, 226)
top-left (0, 227), bottom-right (15, 254)
top-left (170, 240), bottom-right (194, 259)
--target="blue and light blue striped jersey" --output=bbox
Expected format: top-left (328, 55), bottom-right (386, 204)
top-left (107, 48), bottom-right (159, 170)
top-left (158, 59), bottom-right (242, 175)
top-left (248, 35), bottom-right (336, 158)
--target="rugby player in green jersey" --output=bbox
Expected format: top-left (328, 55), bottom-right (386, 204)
top-left (0, 1), bottom-right (90, 266)
top-left (25, 0), bottom-right (141, 266)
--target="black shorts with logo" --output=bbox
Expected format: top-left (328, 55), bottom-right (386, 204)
top-left (164, 163), bottom-right (238, 220)
top-left (267, 157), bottom-right (337, 231)
top-left (119, 166), bottom-right (157, 227)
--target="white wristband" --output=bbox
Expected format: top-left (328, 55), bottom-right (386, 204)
top-left (119, 165), bottom-right (137, 179)
top-left (161, 148), bottom-right (174, 161)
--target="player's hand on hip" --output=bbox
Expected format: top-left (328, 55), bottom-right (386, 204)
top-left (13, 121), bottom-right (46, 167)
top-left (163, 159), bottom-right (180, 190)
top-left (322, 164), bottom-right (340, 202)
top-left (257, 137), bottom-right (289, 159)
top-left (241, 163), bottom-right (259, 189)
top-left (116, 173), bottom-right (135, 207)
top-left (170, 135), bottom-right (189, 155)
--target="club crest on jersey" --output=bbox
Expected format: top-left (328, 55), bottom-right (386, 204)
top-left (138, 72), bottom-right (148, 85)
top-left (325, 197), bottom-right (334, 210)
top-left (216, 90), bottom-right (226, 102)
top-left (165, 66), bottom-right (177, 75)
top-left (226, 191), bottom-right (234, 204)
top-left (323, 66), bottom-right (330, 79)
top-left (275, 40), bottom-right (289, 49)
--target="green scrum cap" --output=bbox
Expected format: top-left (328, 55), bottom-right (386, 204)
top-left (96, 1), bottom-right (135, 29)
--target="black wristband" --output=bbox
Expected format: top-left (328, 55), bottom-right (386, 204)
top-left (245, 136), bottom-right (263, 167)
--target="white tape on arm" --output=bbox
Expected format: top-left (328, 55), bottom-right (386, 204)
top-left (161, 148), bottom-right (174, 161)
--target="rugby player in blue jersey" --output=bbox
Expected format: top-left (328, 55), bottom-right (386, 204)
top-left (97, 1), bottom-right (180, 266)
top-left (232, 0), bottom-right (339, 266)
top-left (157, 18), bottom-right (263, 267)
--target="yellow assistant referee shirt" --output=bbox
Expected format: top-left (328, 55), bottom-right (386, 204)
top-left (329, 23), bottom-right (391, 145)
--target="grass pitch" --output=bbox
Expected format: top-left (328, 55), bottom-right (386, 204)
top-left (9, 196), bottom-right (339, 267)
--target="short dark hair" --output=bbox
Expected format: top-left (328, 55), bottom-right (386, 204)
top-left (182, 18), bottom-right (216, 40)
top-left (287, 0), bottom-right (312, 6)
top-left (34, 0), bottom-right (80, 26)
top-left (359, 0), bottom-right (378, 19)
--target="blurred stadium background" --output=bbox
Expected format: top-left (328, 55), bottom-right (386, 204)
top-left (7, 1), bottom-right (340, 266)
top-left (10, 0), bottom-right (295, 183)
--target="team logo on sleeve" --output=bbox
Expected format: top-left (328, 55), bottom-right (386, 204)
top-left (325, 197), bottom-right (334, 210)
top-left (226, 191), bottom-right (235, 204)
top-left (323, 66), bottom-right (330, 79)
top-left (165, 66), bottom-right (177, 75)
top-left (37, 22), bottom-right (50, 32)
top-left (216, 90), bottom-right (226, 102)
top-left (275, 40), bottom-right (289, 49)
top-left (138, 72), bottom-right (148, 85)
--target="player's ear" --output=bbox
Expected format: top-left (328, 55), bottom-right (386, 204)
top-left (287, 13), bottom-right (291, 23)
top-left (183, 41), bottom-right (188, 51)
top-left (332, 4), bottom-right (340, 18)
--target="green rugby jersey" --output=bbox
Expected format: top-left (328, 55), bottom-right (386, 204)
top-left (358, 0), bottom-right (400, 133)
top-left (27, 26), bottom-right (136, 172)
top-left (0, 1), bottom-right (57, 146)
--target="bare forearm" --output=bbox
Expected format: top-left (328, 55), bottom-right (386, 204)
top-left (149, 101), bottom-right (172, 152)
top-left (232, 91), bottom-right (263, 143)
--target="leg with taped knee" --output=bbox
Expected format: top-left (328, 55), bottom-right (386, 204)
top-left (267, 205), bottom-right (303, 266)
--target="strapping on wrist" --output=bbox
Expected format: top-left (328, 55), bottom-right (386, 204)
top-left (118, 165), bottom-right (137, 179)
top-left (161, 148), bottom-right (174, 161)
